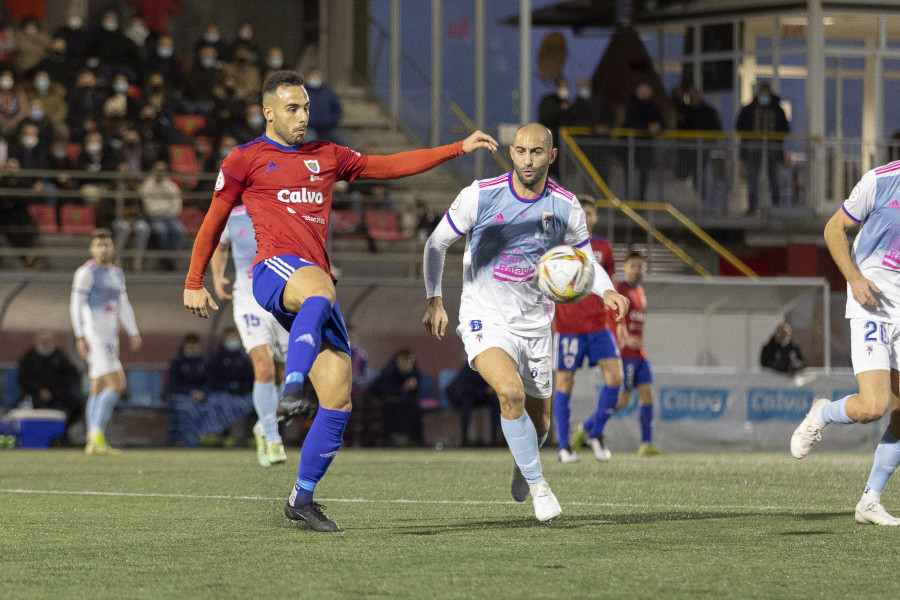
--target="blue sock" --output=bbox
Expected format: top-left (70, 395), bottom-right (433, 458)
top-left (590, 385), bottom-right (619, 438)
top-left (639, 404), bottom-right (653, 443)
top-left (501, 413), bottom-right (543, 484)
top-left (253, 382), bottom-right (280, 442)
top-left (865, 429), bottom-right (900, 494)
top-left (97, 388), bottom-right (120, 431)
top-left (820, 395), bottom-right (856, 425)
top-left (553, 391), bottom-right (571, 450)
top-left (85, 395), bottom-right (99, 432)
top-left (582, 411), bottom-right (596, 434)
top-left (289, 407), bottom-right (351, 507)
top-left (283, 296), bottom-right (332, 398)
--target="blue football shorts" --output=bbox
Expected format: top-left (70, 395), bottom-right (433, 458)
top-left (554, 329), bottom-right (620, 372)
top-left (622, 357), bottom-right (653, 391)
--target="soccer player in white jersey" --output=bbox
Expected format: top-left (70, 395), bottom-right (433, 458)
top-left (210, 205), bottom-right (290, 467)
top-left (70, 229), bottom-right (142, 454)
top-left (792, 161), bottom-right (900, 526)
top-left (422, 123), bottom-right (629, 522)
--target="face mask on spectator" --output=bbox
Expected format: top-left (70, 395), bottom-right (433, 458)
top-left (68, 16), bottom-right (83, 29)
top-left (0, 77), bottom-right (13, 90)
top-left (204, 32), bottom-right (219, 43)
top-left (577, 88), bottom-right (590, 100)
top-left (86, 57), bottom-right (100, 69)
top-left (557, 87), bottom-right (570, 101)
top-left (219, 146), bottom-right (230, 158)
top-left (201, 57), bottom-right (216, 69)
top-left (86, 142), bottom-right (102, 154)
top-left (102, 18), bottom-right (118, 32)
top-left (34, 77), bottom-right (50, 92)
top-left (53, 147), bottom-right (67, 159)
top-left (239, 26), bottom-right (252, 40)
top-left (113, 80), bottom-right (129, 93)
top-left (184, 348), bottom-right (201, 358)
top-left (307, 78), bottom-right (322, 89)
top-left (30, 108), bottom-right (44, 120)
top-left (267, 57), bottom-right (283, 69)
top-left (249, 114), bottom-right (264, 128)
top-left (21, 135), bottom-right (39, 149)
top-left (224, 339), bottom-right (241, 351)
top-left (758, 93), bottom-right (771, 107)
top-left (157, 46), bottom-right (173, 59)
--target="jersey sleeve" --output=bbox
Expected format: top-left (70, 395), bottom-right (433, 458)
top-left (215, 148), bottom-right (250, 204)
top-left (564, 199), bottom-right (591, 249)
top-left (116, 272), bottom-right (139, 337)
top-left (70, 267), bottom-right (92, 339)
top-left (333, 144), bottom-right (369, 183)
top-left (843, 169), bottom-right (877, 223)
top-left (443, 182), bottom-right (480, 236)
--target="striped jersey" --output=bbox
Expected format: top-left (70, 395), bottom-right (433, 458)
top-left (843, 162), bottom-right (900, 321)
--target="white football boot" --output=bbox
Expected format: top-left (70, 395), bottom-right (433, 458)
top-left (253, 422), bottom-right (271, 467)
top-left (530, 480), bottom-right (562, 522)
top-left (855, 500), bottom-right (900, 526)
top-left (558, 446), bottom-right (580, 463)
top-left (791, 398), bottom-right (829, 459)
top-left (588, 436), bottom-right (611, 462)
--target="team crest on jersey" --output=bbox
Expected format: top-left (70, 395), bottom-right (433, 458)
top-left (215, 170), bottom-right (225, 191)
top-left (542, 212), bottom-right (553, 231)
top-left (304, 159), bottom-right (321, 174)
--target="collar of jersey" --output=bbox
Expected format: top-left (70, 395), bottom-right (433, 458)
top-left (262, 134), bottom-right (302, 152)
top-left (506, 172), bottom-right (547, 203)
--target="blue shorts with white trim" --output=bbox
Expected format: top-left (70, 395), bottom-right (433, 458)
top-left (251, 255), bottom-right (351, 356)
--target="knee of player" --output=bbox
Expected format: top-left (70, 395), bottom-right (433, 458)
top-left (253, 362), bottom-right (276, 383)
top-left (554, 373), bottom-right (574, 394)
top-left (605, 373), bottom-right (624, 388)
top-left (495, 386), bottom-right (525, 410)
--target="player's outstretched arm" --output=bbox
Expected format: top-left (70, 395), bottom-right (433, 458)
top-left (423, 296), bottom-right (448, 341)
top-left (824, 207), bottom-right (880, 307)
top-left (359, 130), bottom-right (497, 180)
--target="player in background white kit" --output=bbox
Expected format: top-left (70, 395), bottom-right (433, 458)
top-left (422, 123), bottom-right (628, 522)
top-left (70, 229), bottom-right (142, 455)
top-left (210, 205), bottom-right (289, 467)
top-left (792, 161), bottom-right (900, 526)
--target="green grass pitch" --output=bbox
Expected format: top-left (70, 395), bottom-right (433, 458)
top-left (1, 448), bottom-right (897, 599)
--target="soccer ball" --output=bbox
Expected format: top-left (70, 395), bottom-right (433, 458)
top-left (536, 245), bottom-right (595, 304)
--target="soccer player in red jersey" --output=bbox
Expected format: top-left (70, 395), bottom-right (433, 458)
top-left (552, 196), bottom-right (623, 463)
top-left (183, 71), bottom-right (498, 531)
top-left (613, 251), bottom-right (659, 456)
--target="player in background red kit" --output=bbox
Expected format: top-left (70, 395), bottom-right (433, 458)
top-left (552, 196), bottom-right (623, 463)
top-left (613, 251), bottom-right (660, 457)
top-left (183, 71), bottom-right (498, 531)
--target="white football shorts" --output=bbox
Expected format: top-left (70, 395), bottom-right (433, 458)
top-left (457, 317), bottom-right (553, 399)
top-left (86, 334), bottom-right (122, 379)
top-left (233, 292), bottom-right (288, 362)
top-left (849, 318), bottom-right (900, 375)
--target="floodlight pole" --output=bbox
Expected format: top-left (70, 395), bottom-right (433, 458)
top-left (519, 0), bottom-right (531, 124)
top-left (475, 0), bottom-right (486, 179)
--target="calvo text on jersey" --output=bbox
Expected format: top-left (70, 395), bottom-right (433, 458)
top-left (277, 188), bottom-right (324, 204)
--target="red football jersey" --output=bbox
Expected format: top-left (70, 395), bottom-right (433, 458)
top-left (214, 136), bottom-right (368, 277)
top-left (616, 279), bottom-right (647, 359)
top-left (553, 236), bottom-right (615, 334)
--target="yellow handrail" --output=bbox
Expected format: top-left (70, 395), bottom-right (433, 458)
top-left (558, 127), bottom-right (758, 279)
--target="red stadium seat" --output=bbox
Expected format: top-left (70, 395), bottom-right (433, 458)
top-left (332, 209), bottom-right (362, 236)
top-left (174, 114), bottom-right (206, 138)
top-left (365, 210), bottom-right (404, 241)
top-left (27, 204), bottom-right (58, 234)
top-left (168, 145), bottom-right (199, 188)
top-left (60, 204), bottom-right (95, 235)
top-left (179, 206), bottom-right (206, 236)
top-left (66, 142), bottom-right (82, 163)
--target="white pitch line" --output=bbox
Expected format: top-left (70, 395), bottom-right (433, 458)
top-left (0, 488), bottom-right (818, 512)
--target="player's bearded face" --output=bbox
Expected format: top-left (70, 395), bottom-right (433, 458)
top-left (511, 131), bottom-right (554, 188)
top-left (268, 85), bottom-right (310, 146)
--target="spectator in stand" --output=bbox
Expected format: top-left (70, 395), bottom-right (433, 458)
top-left (9, 122), bottom-right (49, 169)
top-left (447, 362), bottom-right (501, 447)
top-left (229, 20), bottom-right (259, 63)
top-left (566, 77), bottom-right (615, 181)
top-left (143, 72), bottom-right (176, 119)
top-left (68, 69), bottom-right (107, 142)
top-left (54, 10), bottom-right (88, 62)
top-left (112, 172), bottom-right (150, 272)
top-left (0, 158), bottom-right (41, 268)
top-left (676, 85), bottom-right (722, 197)
top-left (205, 134), bottom-right (237, 174)
top-left (736, 82), bottom-right (790, 215)
top-left (305, 67), bottom-right (346, 145)
top-left (18, 330), bottom-right (82, 436)
top-left (123, 17), bottom-right (150, 53)
top-left (182, 45), bottom-right (222, 115)
top-left (35, 37), bottom-right (77, 91)
top-left (213, 74), bottom-right (247, 133)
top-left (624, 81), bottom-right (664, 202)
top-left (119, 127), bottom-right (144, 174)
top-left (102, 73), bottom-right (140, 130)
top-left (224, 44), bottom-right (261, 103)
top-left (228, 103), bottom-right (264, 144)
top-left (194, 24), bottom-right (226, 62)
top-left (140, 159), bottom-right (185, 269)
top-left (369, 348), bottom-right (425, 447)
top-left (167, 332), bottom-right (207, 448)
top-left (86, 9), bottom-right (141, 83)
top-left (0, 12), bottom-right (15, 68)
top-left (48, 135), bottom-right (79, 196)
top-left (207, 327), bottom-right (254, 396)
top-left (144, 34), bottom-right (182, 92)
top-left (414, 198), bottom-right (440, 244)
top-left (14, 15), bottom-right (50, 75)
top-left (27, 71), bottom-right (66, 136)
top-left (17, 98), bottom-right (54, 145)
top-left (760, 322), bottom-right (806, 376)
top-left (0, 70), bottom-right (28, 135)
top-left (135, 104), bottom-right (175, 168)
top-left (537, 77), bottom-right (571, 178)
top-left (262, 47), bottom-right (284, 81)
top-left (77, 131), bottom-right (120, 177)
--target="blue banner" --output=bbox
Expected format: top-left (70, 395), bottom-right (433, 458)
top-left (659, 387), bottom-right (728, 421)
top-left (747, 388), bottom-right (814, 422)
